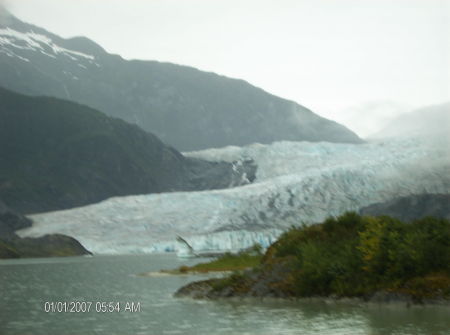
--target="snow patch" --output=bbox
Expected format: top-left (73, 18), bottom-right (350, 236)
top-left (0, 48), bottom-right (29, 62)
top-left (0, 28), bottom-right (95, 61)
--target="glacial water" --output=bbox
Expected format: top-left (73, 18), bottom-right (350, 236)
top-left (0, 254), bottom-right (449, 335)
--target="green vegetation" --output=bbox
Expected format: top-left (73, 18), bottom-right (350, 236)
top-left (209, 213), bottom-right (450, 301)
top-left (0, 240), bottom-right (20, 258)
top-left (0, 86), bottom-right (185, 213)
top-left (0, 86), bottom-right (247, 214)
top-left (0, 234), bottom-right (91, 259)
top-left (167, 245), bottom-right (263, 274)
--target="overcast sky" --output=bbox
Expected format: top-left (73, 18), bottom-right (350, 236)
top-left (4, 0), bottom-right (450, 137)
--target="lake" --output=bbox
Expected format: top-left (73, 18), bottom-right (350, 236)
top-left (0, 254), bottom-right (449, 335)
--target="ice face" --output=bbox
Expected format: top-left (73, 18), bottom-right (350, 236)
top-left (18, 138), bottom-right (450, 254)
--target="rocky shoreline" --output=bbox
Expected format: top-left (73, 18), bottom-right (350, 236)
top-left (174, 213), bottom-right (450, 307)
top-left (174, 277), bottom-right (450, 307)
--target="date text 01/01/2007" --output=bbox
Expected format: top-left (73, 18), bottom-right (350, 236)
top-left (44, 301), bottom-right (141, 313)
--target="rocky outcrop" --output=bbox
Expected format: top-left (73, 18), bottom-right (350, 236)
top-left (175, 259), bottom-right (298, 299)
top-left (175, 275), bottom-right (450, 305)
top-left (0, 200), bottom-right (91, 258)
top-left (2, 234), bottom-right (91, 258)
top-left (174, 279), bottom-right (220, 299)
top-left (0, 234), bottom-right (91, 259)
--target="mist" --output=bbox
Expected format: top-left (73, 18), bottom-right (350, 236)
top-left (372, 103), bottom-right (450, 141)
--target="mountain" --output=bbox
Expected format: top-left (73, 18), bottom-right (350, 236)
top-left (360, 194), bottom-right (450, 221)
top-left (19, 138), bottom-right (450, 254)
top-left (0, 199), bottom-right (31, 237)
top-left (0, 87), bottom-right (256, 214)
top-left (0, 12), bottom-right (362, 151)
top-left (370, 103), bottom-right (450, 140)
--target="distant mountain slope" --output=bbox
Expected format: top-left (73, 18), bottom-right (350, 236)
top-left (0, 87), bottom-right (255, 214)
top-left (0, 12), bottom-right (362, 151)
top-left (0, 199), bottom-right (31, 236)
top-left (370, 103), bottom-right (450, 139)
top-left (360, 194), bottom-right (450, 221)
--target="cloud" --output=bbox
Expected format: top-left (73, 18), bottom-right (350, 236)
top-left (370, 102), bottom-right (450, 142)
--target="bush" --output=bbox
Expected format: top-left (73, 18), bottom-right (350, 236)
top-left (267, 212), bottom-right (450, 297)
top-left (190, 213), bottom-right (450, 299)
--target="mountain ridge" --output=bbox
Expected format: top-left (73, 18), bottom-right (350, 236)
top-left (370, 102), bottom-right (450, 140)
top-left (0, 13), bottom-right (362, 151)
top-left (0, 86), bottom-right (256, 214)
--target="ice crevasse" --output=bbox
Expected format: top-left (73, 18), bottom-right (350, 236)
top-left (18, 137), bottom-right (450, 254)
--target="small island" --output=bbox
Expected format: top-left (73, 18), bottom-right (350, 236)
top-left (175, 212), bottom-right (450, 305)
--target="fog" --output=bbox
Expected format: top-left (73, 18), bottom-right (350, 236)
top-left (372, 103), bottom-right (450, 142)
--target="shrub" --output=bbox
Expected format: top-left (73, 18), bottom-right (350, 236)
top-left (270, 212), bottom-right (450, 297)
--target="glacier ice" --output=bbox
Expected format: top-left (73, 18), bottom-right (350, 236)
top-left (18, 137), bottom-right (450, 254)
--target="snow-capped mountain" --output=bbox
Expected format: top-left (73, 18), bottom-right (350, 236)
top-left (18, 135), bottom-right (450, 254)
top-left (0, 11), bottom-right (362, 151)
top-left (0, 26), bottom-right (98, 65)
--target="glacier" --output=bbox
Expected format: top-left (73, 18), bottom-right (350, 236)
top-left (18, 137), bottom-right (450, 254)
